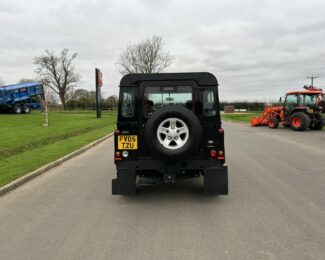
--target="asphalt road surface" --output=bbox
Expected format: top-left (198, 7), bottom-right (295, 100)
top-left (0, 122), bottom-right (325, 260)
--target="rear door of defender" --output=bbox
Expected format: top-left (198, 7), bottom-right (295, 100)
top-left (138, 80), bottom-right (199, 158)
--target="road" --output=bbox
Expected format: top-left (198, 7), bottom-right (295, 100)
top-left (0, 122), bottom-right (325, 260)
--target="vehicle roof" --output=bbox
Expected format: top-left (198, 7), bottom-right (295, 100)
top-left (0, 82), bottom-right (42, 91)
top-left (119, 72), bottom-right (218, 87)
top-left (287, 90), bottom-right (323, 95)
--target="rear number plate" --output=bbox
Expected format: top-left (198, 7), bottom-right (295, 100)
top-left (117, 135), bottom-right (138, 150)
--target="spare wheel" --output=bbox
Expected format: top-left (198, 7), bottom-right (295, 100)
top-left (145, 106), bottom-right (202, 160)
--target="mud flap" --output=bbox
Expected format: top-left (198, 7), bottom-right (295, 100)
top-left (204, 166), bottom-right (228, 195)
top-left (112, 167), bottom-right (136, 195)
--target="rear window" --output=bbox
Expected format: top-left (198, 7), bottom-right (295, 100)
top-left (304, 95), bottom-right (318, 106)
top-left (144, 86), bottom-right (193, 116)
top-left (203, 90), bottom-right (217, 116)
top-left (121, 91), bottom-right (135, 117)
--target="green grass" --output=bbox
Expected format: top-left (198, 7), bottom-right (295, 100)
top-left (0, 111), bottom-right (116, 187)
top-left (221, 112), bottom-right (261, 123)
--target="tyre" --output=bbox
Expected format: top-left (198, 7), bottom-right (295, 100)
top-left (13, 104), bottom-right (22, 114)
top-left (268, 117), bottom-right (279, 129)
top-left (22, 104), bottom-right (30, 114)
top-left (310, 112), bottom-right (325, 130)
top-left (145, 106), bottom-right (202, 160)
top-left (290, 112), bottom-right (310, 131)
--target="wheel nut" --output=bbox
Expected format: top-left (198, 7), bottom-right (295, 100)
top-left (168, 136), bottom-right (172, 140)
top-left (175, 136), bottom-right (178, 140)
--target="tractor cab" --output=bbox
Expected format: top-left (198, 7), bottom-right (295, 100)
top-left (283, 92), bottom-right (320, 123)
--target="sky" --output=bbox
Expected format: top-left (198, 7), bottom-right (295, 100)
top-left (1, 0), bottom-right (325, 102)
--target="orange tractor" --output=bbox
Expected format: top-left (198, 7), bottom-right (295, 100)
top-left (251, 86), bottom-right (325, 131)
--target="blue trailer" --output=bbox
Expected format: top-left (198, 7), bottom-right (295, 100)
top-left (0, 82), bottom-right (44, 114)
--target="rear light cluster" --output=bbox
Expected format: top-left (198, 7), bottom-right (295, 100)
top-left (115, 130), bottom-right (121, 160)
top-left (115, 151), bottom-right (129, 160)
top-left (210, 150), bottom-right (224, 159)
top-left (208, 128), bottom-right (224, 160)
top-left (115, 130), bottom-right (129, 160)
top-left (210, 150), bottom-right (217, 157)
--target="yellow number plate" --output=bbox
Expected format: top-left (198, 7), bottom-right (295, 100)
top-left (117, 135), bottom-right (138, 150)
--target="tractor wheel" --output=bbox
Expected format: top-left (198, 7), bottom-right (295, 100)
top-left (310, 112), bottom-right (325, 130)
top-left (268, 117), bottom-right (279, 129)
top-left (290, 112), bottom-right (310, 131)
top-left (13, 104), bottom-right (22, 114)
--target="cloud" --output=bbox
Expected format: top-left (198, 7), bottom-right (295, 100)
top-left (0, 0), bottom-right (325, 101)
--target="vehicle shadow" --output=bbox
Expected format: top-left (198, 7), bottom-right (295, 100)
top-left (117, 178), bottom-right (222, 204)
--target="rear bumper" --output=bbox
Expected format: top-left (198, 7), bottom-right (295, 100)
top-left (115, 159), bottom-right (225, 171)
top-left (112, 159), bottom-right (228, 195)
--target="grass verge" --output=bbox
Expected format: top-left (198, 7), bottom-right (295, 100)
top-left (0, 125), bottom-right (115, 187)
top-left (221, 113), bottom-right (261, 123)
top-left (0, 111), bottom-right (116, 187)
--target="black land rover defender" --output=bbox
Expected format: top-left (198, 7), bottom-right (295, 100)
top-left (112, 72), bottom-right (228, 195)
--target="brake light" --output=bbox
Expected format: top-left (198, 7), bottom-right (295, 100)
top-left (114, 129), bottom-right (120, 135)
top-left (210, 150), bottom-right (217, 157)
top-left (218, 128), bottom-right (224, 134)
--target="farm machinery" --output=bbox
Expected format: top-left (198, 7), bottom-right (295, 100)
top-left (251, 86), bottom-right (325, 131)
top-left (0, 82), bottom-right (44, 114)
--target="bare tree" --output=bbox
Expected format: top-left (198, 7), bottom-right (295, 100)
top-left (18, 78), bottom-right (36, 84)
top-left (44, 86), bottom-right (59, 104)
top-left (117, 35), bottom-right (173, 75)
top-left (34, 48), bottom-right (80, 110)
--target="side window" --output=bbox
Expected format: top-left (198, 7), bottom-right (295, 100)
top-left (121, 92), bottom-right (135, 117)
top-left (285, 95), bottom-right (298, 109)
top-left (203, 90), bottom-right (216, 116)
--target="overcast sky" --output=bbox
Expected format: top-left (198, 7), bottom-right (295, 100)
top-left (1, 0), bottom-right (325, 101)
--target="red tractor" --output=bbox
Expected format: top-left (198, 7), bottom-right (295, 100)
top-left (251, 86), bottom-right (325, 131)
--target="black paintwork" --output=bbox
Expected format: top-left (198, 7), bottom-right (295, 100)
top-left (112, 72), bottom-right (228, 195)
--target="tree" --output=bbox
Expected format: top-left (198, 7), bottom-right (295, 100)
top-left (73, 89), bottom-right (90, 100)
top-left (44, 87), bottom-right (59, 104)
top-left (88, 91), bottom-right (97, 100)
top-left (117, 35), bottom-right (173, 75)
top-left (18, 78), bottom-right (36, 84)
top-left (106, 95), bottom-right (118, 109)
top-left (34, 48), bottom-right (80, 110)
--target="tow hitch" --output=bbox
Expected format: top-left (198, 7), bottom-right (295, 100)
top-left (164, 172), bottom-right (176, 183)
